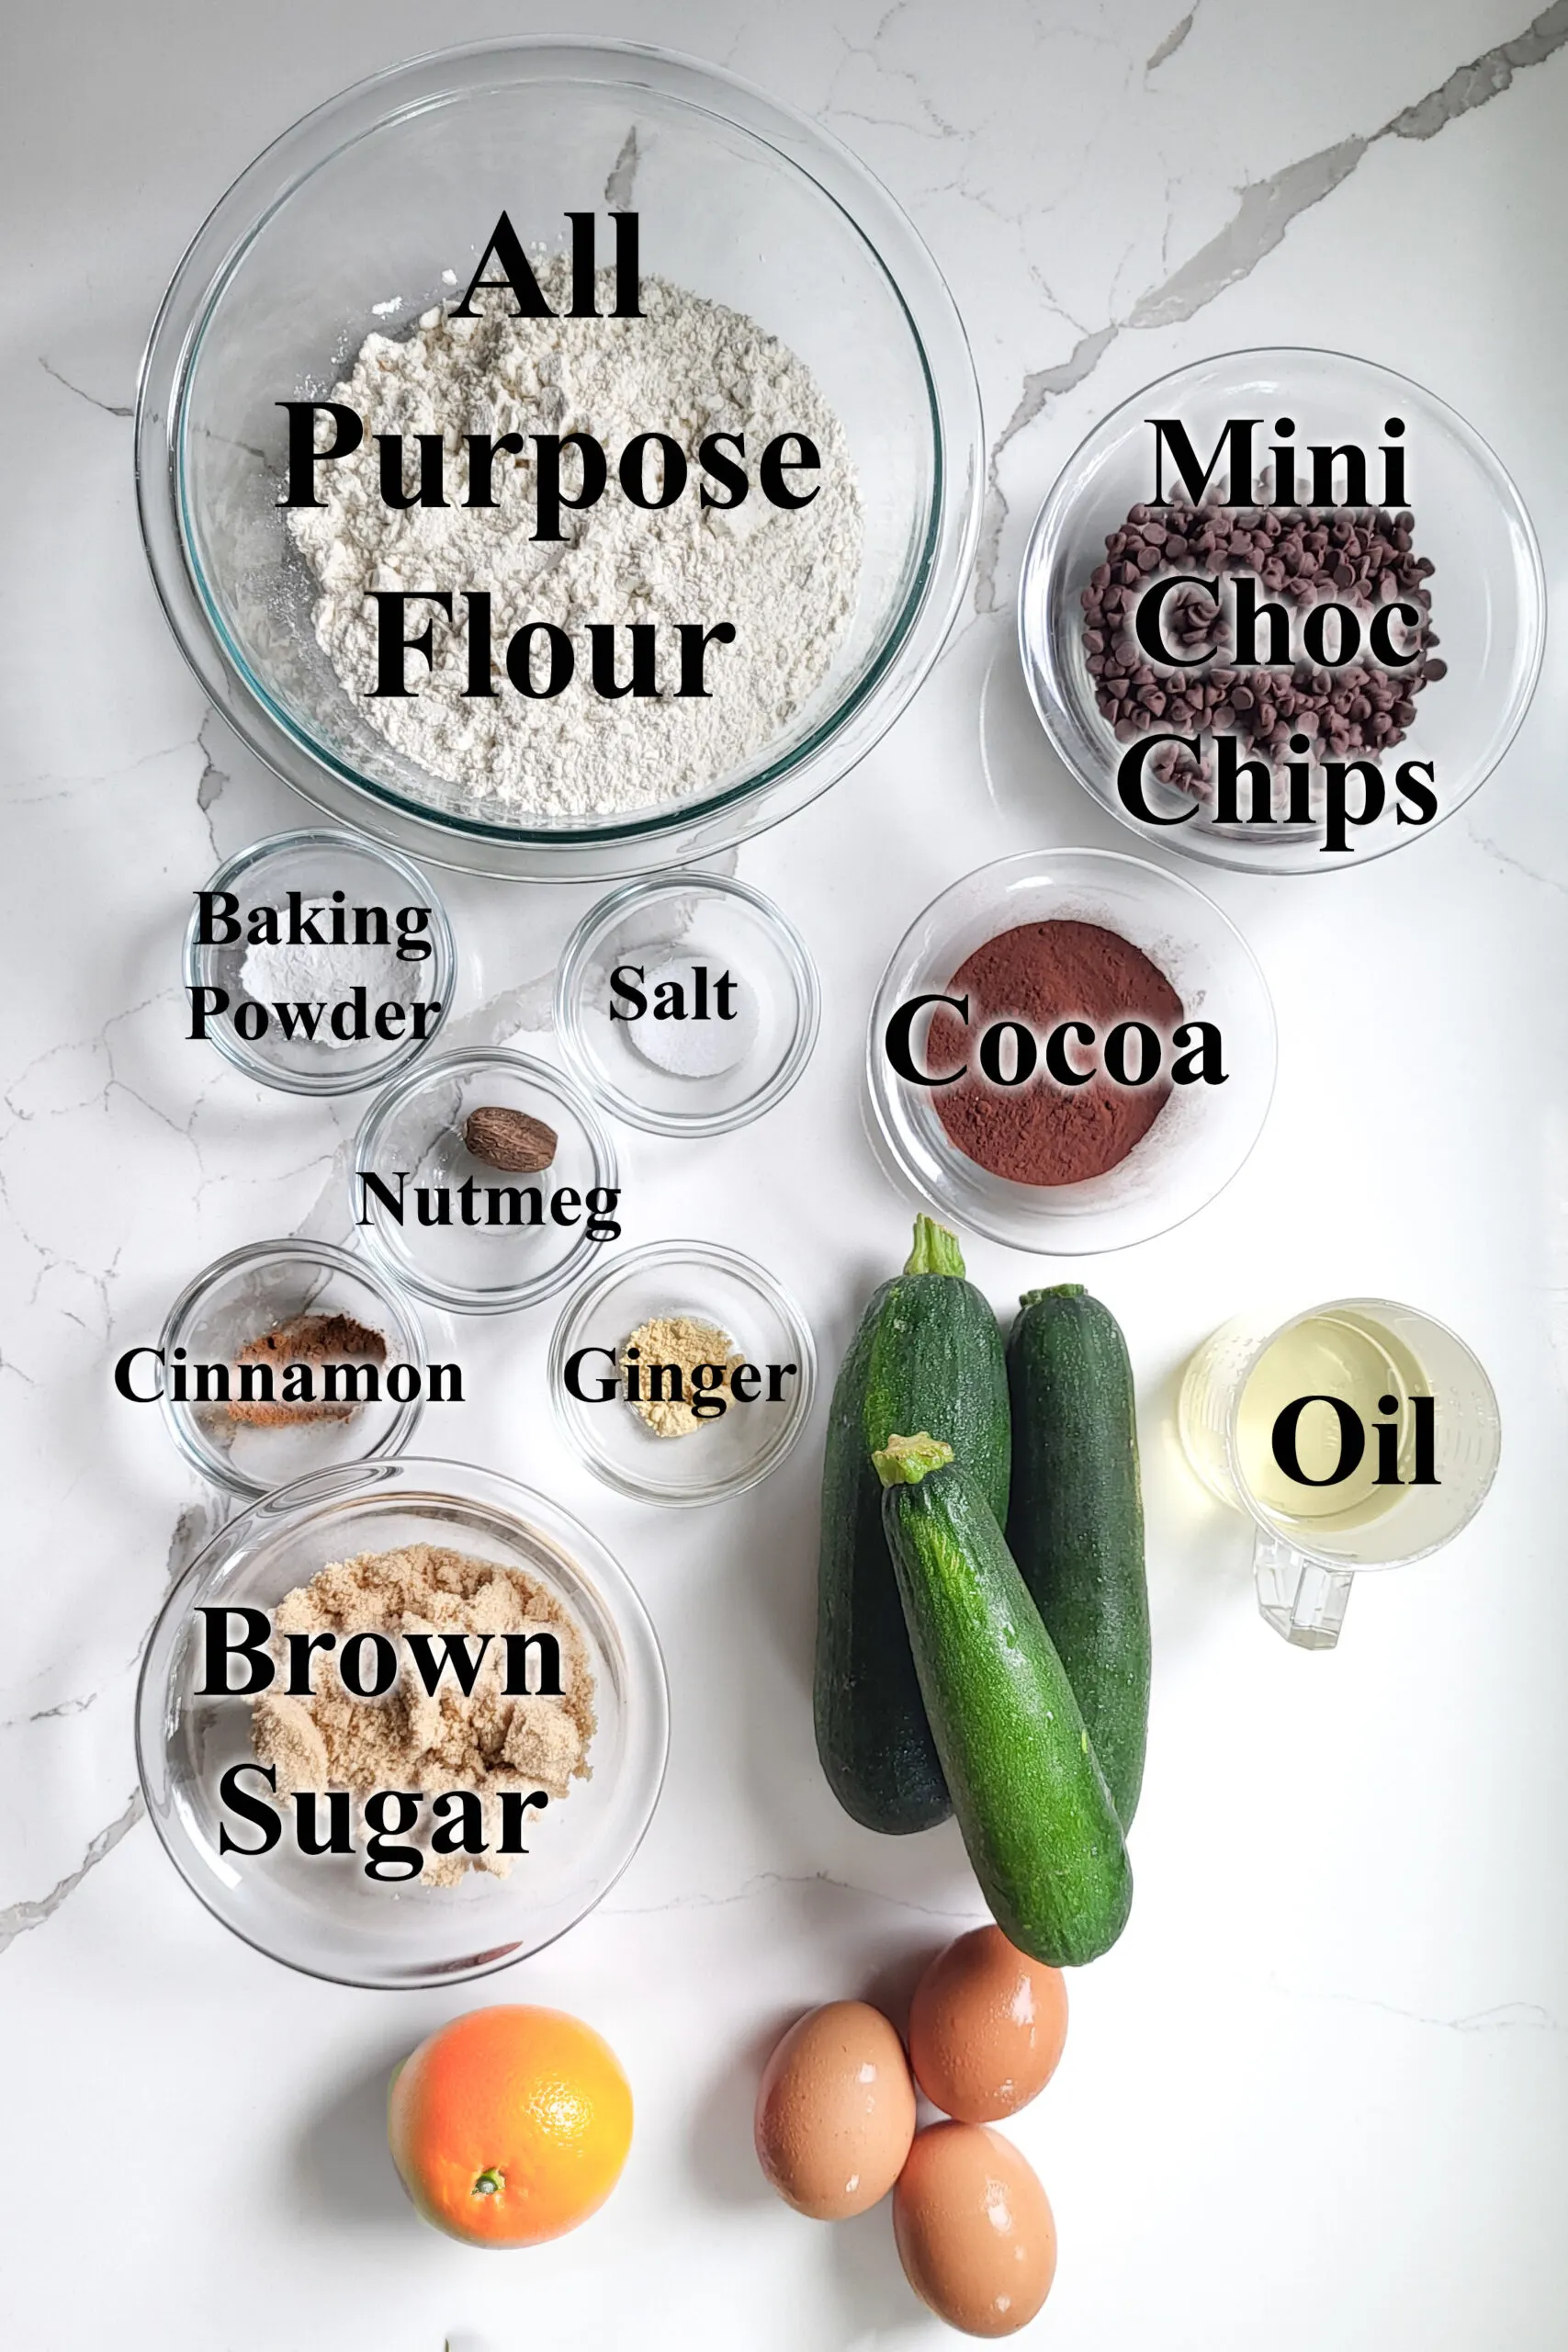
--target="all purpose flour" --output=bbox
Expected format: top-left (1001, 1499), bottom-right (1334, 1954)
top-left (289, 266), bottom-right (864, 820)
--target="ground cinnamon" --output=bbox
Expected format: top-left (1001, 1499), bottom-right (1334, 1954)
top-left (227, 1310), bottom-right (387, 1426)
top-left (929, 919), bottom-right (1182, 1185)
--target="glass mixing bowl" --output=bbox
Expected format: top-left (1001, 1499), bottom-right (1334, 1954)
top-left (864, 849), bottom-right (1277, 1253)
top-left (184, 829), bottom-right (456, 1098)
top-left (136, 39), bottom-right (983, 881)
top-left (136, 1458), bottom-right (670, 1987)
top-left (1019, 348), bottom-right (1545, 875)
top-left (548, 1240), bottom-right (817, 1506)
top-left (554, 872), bottom-right (819, 1136)
top-left (353, 1049), bottom-right (619, 1316)
top-left (157, 1238), bottom-right (430, 1498)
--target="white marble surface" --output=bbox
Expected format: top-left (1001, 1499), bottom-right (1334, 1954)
top-left (4, 4), bottom-right (1567, 2346)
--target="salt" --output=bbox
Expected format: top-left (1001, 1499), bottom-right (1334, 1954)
top-left (624, 959), bottom-right (759, 1080)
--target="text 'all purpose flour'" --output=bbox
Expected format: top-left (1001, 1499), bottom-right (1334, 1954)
top-left (285, 213), bottom-right (865, 820)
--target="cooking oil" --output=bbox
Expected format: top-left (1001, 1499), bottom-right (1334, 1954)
top-left (1234, 1306), bottom-right (1428, 1531)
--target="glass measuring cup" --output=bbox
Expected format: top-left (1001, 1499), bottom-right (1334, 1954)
top-left (1177, 1298), bottom-right (1499, 1648)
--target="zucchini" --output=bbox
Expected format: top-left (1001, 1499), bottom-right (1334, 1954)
top-left (814, 1218), bottom-right (1010, 1834)
top-left (876, 1434), bottom-right (1132, 1967)
top-left (1006, 1286), bottom-right (1149, 1830)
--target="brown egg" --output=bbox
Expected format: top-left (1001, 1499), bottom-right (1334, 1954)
top-left (754, 2000), bottom-right (917, 2219)
top-left (893, 2121), bottom-right (1057, 2337)
top-left (909, 1926), bottom-right (1068, 2122)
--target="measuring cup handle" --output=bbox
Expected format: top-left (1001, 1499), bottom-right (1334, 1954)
top-left (1253, 1529), bottom-right (1354, 1650)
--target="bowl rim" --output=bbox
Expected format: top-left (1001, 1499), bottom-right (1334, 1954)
top-left (553, 869), bottom-right (822, 1135)
top-left (135, 36), bottom-right (985, 879)
top-left (182, 826), bottom-right (457, 1097)
top-left (133, 1453), bottom-right (671, 1988)
top-left (863, 843), bottom-right (1279, 1255)
top-left (547, 1236), bottom-right (818, 1504)
top-left (1017, 342), bottom-right (1548, 877)
top-left (156, 1234), bottom-right (430, 1497)
top-left (352, 1045), bottom-right (622, 1314)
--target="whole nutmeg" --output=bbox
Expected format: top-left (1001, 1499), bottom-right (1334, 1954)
top-left (463, 1104), bottom-right (558, 1173)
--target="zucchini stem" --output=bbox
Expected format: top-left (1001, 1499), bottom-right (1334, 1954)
top-left (1020, 1283), bottom-right (1086, 1305)
top-left (873, 1431), bottom-right (954, 1487)
top-left (905, 1216), bottom-right (965, 1279)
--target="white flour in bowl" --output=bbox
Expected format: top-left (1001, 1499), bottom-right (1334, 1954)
top-left (288, 266), bottom-right (863, 820)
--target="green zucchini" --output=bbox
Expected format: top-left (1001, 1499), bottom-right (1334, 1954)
top-left (814, 1218), bottom-right (1010, 1834)
top-left (875, 1433), bottom-right (1132, 1968)
top-left (1006, 1285), bottom-right (1149, 1830)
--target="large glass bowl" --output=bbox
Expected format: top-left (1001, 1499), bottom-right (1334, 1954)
top-left (136, 1458), bottom-right (670, 1987)
top-left (1019, 348), bottom-right (1545, 875)
top-left (136, 40), bottom-right (983, 880)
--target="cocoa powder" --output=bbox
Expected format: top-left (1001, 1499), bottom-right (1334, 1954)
top-left (929, 920), bottom-right (1182, 1186)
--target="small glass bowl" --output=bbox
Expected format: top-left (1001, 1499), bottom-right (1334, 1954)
top-left (184, 830), bottom-right (456, 1096)
top-left (1019, 347), bottom-right (1546, 875)
top-left (158, 1238), bottom-right (429, 1498)
top-left (354, 1049), bottom-right (619, 1316)
top-left (549, 1241), bottom-right (816, 1506)
top-left (865, 849), bottom-right (1277, 1254)
top-left (554, 873), bottom-right (820, 1136)
top-left (135, 1457), bottom-right (670, 1987)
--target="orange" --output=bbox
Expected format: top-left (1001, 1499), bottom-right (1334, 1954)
top-left (388, 2004), bottom-right (633, 2247)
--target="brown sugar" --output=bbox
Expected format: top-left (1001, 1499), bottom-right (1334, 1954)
top-left (250, 1543), bottom-right (596, 1884)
